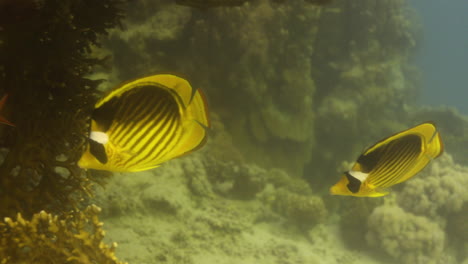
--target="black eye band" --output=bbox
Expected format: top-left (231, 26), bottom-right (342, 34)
top-left (345, 171), bottom-right (361, 193)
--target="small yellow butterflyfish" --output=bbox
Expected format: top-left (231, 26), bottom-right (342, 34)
top-left (78, 74), bottom-right (210, 172)
top-left (330, 122), bottom-right (443, 197)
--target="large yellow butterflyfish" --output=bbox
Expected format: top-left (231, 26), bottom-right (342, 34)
top-left (330, 122), bottom-right (443, 197)
top-left (78, 74), bottom-right (210, 172)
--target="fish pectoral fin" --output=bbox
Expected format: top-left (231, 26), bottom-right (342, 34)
top-left (89, 139), bottom-right (108, 164)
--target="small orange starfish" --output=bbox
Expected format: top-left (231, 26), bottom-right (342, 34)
top-left (0, 94), bottom-right (15, 127)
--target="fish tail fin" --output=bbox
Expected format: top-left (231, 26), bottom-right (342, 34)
top-left (155, 74), bottom-right (210, 158)
top-left (187, 87), bottom-right (210, 128)
top-left (426, 129), bottom-right (444, 158)
top-left (173, 87), bottom-right (210, 157)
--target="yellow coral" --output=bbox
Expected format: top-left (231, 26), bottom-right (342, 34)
top-left (0, 205), bottom-right (127, 264)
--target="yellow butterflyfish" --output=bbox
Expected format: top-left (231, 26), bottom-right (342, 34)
top-left (330, 122), bottom-right (443, 197)
top-left (78, 74), bottom-right (210, 172)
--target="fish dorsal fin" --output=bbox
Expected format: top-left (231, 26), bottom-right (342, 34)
top-left (141, 74), bottom-right (194, 108)
top-left (95, 74), bottom-right (193, 108)
top-left (363, 122), bottom-right (440, 155)
top-left (357, 122), bottom-right (442, 172)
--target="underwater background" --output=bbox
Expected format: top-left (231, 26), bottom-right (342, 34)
top-left (0, 0), bottom-right (467, 264)
top-left (410, 0), bottom-right (468, 115)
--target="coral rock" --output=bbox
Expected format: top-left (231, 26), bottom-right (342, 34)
top-left (366, 205), bottom-right (445, 264)
top-left (0, 205), bottom-right (126, 264)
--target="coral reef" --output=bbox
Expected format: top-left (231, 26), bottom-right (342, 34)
top-left (359, 154), bottom-right (468, 264)
top-left (337, 198), bottom-right (383, 249)
top-left (269, 188), bottom-right (327, 230)
top-left (0, 0), bottom-right (127, 262)
top-left (395, 154), bottom-right (468, 262)
top-left (0, 205), bottom-right (125, 264)
top-left (396, 154), bottom-right (468, 220)
top-left (366, 204), bottom-right (445, 264)
top-left (0, 0), bottom-right (124, 218)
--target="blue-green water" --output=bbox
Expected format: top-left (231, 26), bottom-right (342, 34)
top-left (411, 0), bottom-right (468, 114)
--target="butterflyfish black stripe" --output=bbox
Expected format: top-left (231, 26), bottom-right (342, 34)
top-left (144, 109), bottom-right (180, 163)
top-left (153, 116), bottom-right (183, 163)
top-left (112, 87), bottom-right (171, 146)
top-left (369, 135), bottom-right (421, 187)
top-left (147, 107), bottom-right (181, 161)
top-left (126, 112), bottom-right (179, 169)
top-left (122, 107), bottom-right (175, 168)
top-left (381, 145), bottom-right (420, 187)
top-left (124, 103), bottom-right (180, 168)
top-left (375, 135), bottom-right (416, 174)
top-left (377, 150), bottom-right (415, 187)
top-left (118, 96), bottom-right (168, 149)
top-left (126, 87), bottom-right (174, 126)
top-left (373, 138), bottom-right (415, 184)
top-left (115, 87), bottom-right (153, 125)
top-left (367, 138), bottom-right (404, 183)
top-left (130, 111), bottom-right (176, 164)
top-left (116, 91), bottom-right (164, 138)
top-left (378, 135), bottom-right (421, 186)
top-left (370, 137), bottom-right (415, 186)
top-left (126, 101), bottom-right (171, 153)
top-left (368, 136), bottom-right (412, 185)
top-left (111, 91), bottom-right (156, 144)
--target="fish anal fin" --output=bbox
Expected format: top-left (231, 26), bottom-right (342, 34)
top-left (363, 183), bottom-right (389, 197)
top-left (367, 189), bottom-right (389, 197)
top-left (127, 164), bottom-right (160, 172)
